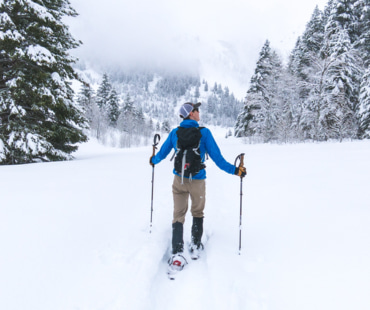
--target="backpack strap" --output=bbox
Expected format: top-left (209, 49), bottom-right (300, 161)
top-left (181, 149), bottom-right (187, 184)
top-left (170, 127), bottom-right (181, 162)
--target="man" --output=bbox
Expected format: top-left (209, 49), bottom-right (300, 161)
top-left (150, 102), bottom-right (246, 272)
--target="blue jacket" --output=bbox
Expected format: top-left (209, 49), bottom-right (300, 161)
top-left (151, 119), bottom-right (236, 179)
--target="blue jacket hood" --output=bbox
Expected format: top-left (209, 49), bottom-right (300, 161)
top-left (179, 119), bottom-right (199, 128)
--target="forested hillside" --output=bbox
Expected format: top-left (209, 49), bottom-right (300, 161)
top-left (75, 66), bottom-right (243, 147)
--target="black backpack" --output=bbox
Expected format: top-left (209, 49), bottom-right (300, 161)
top-left (174, 127), bottom-right (205, 180)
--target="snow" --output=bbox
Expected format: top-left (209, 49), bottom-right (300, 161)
top-left (27, 0), bottom-right (55, 21)
top-left (148, 75), bottom-right (162, 93)
top-left (26, 45), bottom-right (56, 64)
top-left (1, 133), bottom-right (370, 310)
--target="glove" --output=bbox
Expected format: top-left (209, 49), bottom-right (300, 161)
top-left (234, 166), bottom-right (246, 178)
top-left (149, 156), bottom-right (155, 167)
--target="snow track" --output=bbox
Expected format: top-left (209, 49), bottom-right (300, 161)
top-left (151, 233), bottom-right (213, 310)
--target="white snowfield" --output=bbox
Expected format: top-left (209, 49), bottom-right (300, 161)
top-left (1, 131), bottom-right (370, 310)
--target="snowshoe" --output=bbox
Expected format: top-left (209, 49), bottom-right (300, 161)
top-left (189, 242), bottom-right (204, 260)
top-left (167, 253), bottom-right (188, 280)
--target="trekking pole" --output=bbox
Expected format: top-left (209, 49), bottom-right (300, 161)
top-left (234, 153), bottom-right (246, 255)
top-left (150, 134), bottom-right (161, 233)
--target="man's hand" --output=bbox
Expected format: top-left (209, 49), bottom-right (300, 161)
top-left (234, 166), bottom-right (246, 178)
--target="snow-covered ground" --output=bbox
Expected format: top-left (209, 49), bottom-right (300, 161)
top-left (1, 131), bottom-right (370, 310)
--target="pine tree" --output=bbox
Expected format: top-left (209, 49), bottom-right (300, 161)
top-left (356, 0), bottom-right (370, 64)
top-left (288, 7), bottom-right (326, 141)
top-left (118, 93), bottom-right (135, 133)
top-left (121, 93), bottom-right (134, 115)
top-left (224, 86), bottom-right (230, 98)
top-left (161, 120), bottom-right (171, 133)
top-left (212, 82), bottom-right (218, 94)
top-left (0, 0), bottom-right (88, 164)
top-left (96, 73), bottom-right (112, 112)
top-left (194, 85), bottom-right (200, 99)
top-left (289, 6), bottom-right (325, 100)
top-left (107, 88), bottom-right (120, 127)
top-left (303, 6), bottom-right (325, 54)
top-left (273, 69), bottom-right (303, 142)
top-left (359, 67), bottom-right (370, 138)
top-left (135, 107), bottom-right (146, 134)
top-left (235, 96), bottom-right (259, 138)
top-left (357, 0), bottom-right (370, 137)
top-left (235, 40), bottom-right (283, 141)
top-left (322, 0), bottom-right (336, 24)
top-left (323, 1), bottom-right (362, 140)
top-left (77, 83), bottom-right (95, 123)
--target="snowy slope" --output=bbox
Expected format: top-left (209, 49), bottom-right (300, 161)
top-left (1, 133), bottom-right (370, 310)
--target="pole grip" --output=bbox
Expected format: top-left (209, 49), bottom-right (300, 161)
top-left (234, 153), bottom-right (245, 168)
top-left (239, 153), bottom-right (244, 168)
top-left (152, 134), bottom-right (161, 156)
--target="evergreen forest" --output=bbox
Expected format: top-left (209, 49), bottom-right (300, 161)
top-left (1, 0), bottom-right (370, 165)
top-left (235, 0), bottom-right (370, 143)
top-left (75, 68), bottom-right (243, 148)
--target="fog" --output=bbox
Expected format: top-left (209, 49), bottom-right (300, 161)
top-left (67, 0), bottom-right (329, 96)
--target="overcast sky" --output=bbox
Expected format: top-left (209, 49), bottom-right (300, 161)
top-left (67, 0), bottom-right (329, 96)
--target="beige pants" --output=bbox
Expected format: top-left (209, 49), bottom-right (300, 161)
top-left (172, 175), bottom-right (206, 224)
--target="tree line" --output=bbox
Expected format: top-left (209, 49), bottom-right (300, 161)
top-left (235, 0), bottom-right (370, 143)
top-left (3, 0), bottom-right (369, 165)
top-left (77, 73), bottom-right (152, 148)
top-left (77, 72), bottom-right (242, 147)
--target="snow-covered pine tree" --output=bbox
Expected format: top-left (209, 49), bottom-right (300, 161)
top-left (212, 83), bottom-right (218, 94)
top-left (356, 0), bottom-right (370, 64)
top-left (287, 6), bottom-right (327, 141)
top-left (118, 93), bottom-right (135, 134)
top-left (107, 88), bottom-right (120, 127)
top-left (194, 85), bottom-right (200, 100)
top-left (289, 6), bottom-right (324, 99)
top-left (322, 0), bottom-right (362, 140)
top-left (161, 120), bottom-right (171, 133)
top-left (329, 30), bottom-right (361, 140)
top-left (302, 6), bottom-right (325, 56)
top-left (299, 77), bottom-right (327, 141)
top-left (235, 40), bottom-right (283, 142)
top-left (96, 73), bottom-right (112, 113)
top-left (322, 0), bottom-right (336, 24)
top-left (296, 2), bottom-right (338, 141)
top-left (0, 0), bottom-right (88, 164)
top-left (359, 68), bottom-right (370, 137)
top-left (224, 86), bottom-right (230, 98)
top-left (234, 94), bottom-right (261, 138)
top-left (357, 0), bottom-right (370, 137)
top-left (236, 41), bottom-right (273, 138)
top-left (135, 107), bottom-right (147, 135)
top-left (274, 69), bottom-right (304, 143)
top-left (77, 83), bottom-right (95, 124)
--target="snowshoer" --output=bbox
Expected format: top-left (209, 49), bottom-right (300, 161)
top-left (149, 102), bottom-right (246, 273)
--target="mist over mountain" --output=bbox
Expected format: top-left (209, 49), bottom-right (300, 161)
top-left (66, 0), bottom-right (329, 99)
top-left (72, 35), bottom-right (257, 100)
